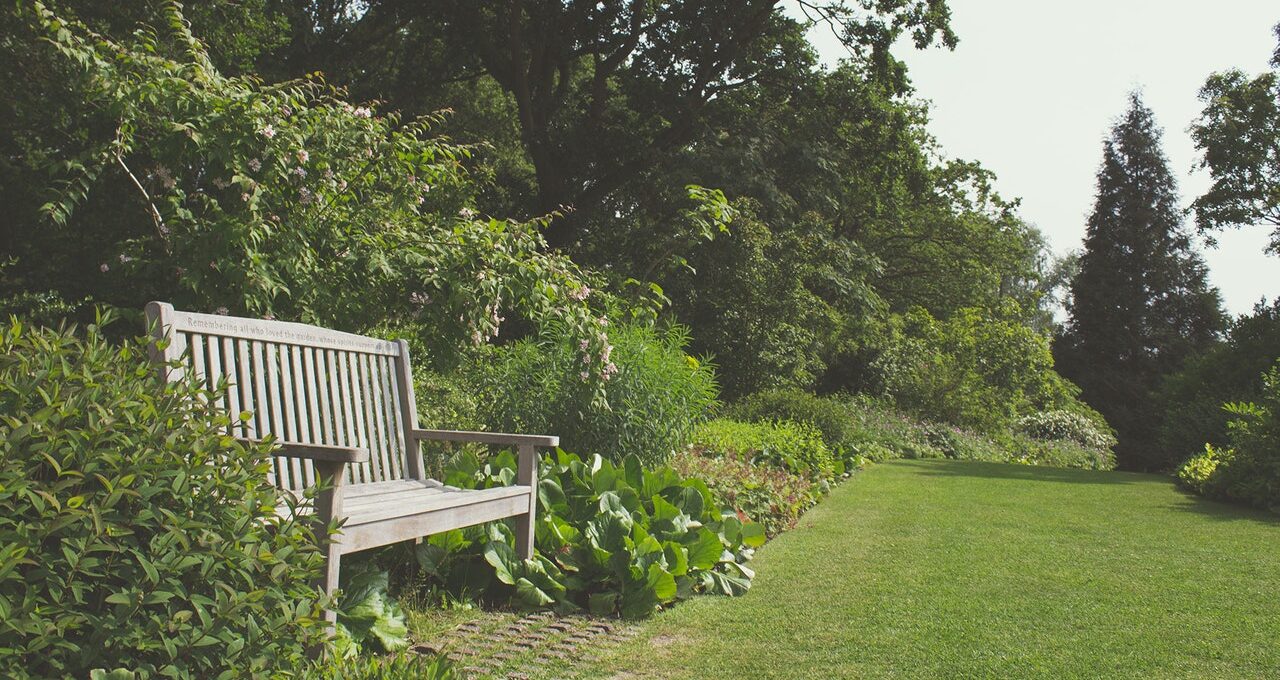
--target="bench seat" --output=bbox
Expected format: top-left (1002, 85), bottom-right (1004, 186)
top-left (145, 301), bottom-right (556, 626)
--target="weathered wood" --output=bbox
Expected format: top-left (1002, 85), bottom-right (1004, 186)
top-left (338, 493), bottom-right (531, 554)
top-left (171, 310), bottom-right (400, 356)
top-left (394, 340), bottom-right (426, 480)
top-left (311, 459), bottom-right (347, 626)
top-left (515, 443), bottom-right (538, 559)
top-left (258, 440), bottom-right (371, 464)
top-left (146, 301), bottom-right (558, 621)
top-left (410, 428), bottom-right (560, 448)
top-left (144, 301), bottom-right (186, 383)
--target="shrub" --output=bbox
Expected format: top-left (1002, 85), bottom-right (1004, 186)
top-left (415, 450), bottom-right (765, 618)
top-left (726, 388), bottom-right (857, 455)
top-left (1179, 362), bottom-right (1280, 512)
top-left (1177, 444), bottom-right (1224, 495)
top-left (475, 323), bottom-right (719, 466)
top-left (692, 419), bottom-right (837, 479)
top-left (1158, 299), bottom-right (1280, 459)
top-left (1016, 409), bottom-right (1117, 452)
top-left (11, 3), bottom-right (607, 372)
top-left (873, 303), bottom-right (1082, 433)
top-left (669, 450), bottom-right (820, 538)
top-left (0, 319), bottom-right (329, 678)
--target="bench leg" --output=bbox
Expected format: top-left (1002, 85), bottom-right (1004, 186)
top-left (312, 460), bottom-right (347, 631)
top-left (515, 444), bottom-right (537, 560)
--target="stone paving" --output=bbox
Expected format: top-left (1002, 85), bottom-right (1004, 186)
top-left (410, 611), bottom-right (639, 679)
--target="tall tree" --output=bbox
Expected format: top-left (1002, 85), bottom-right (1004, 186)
top-left (1056, 93), bottom-right (1225, 471)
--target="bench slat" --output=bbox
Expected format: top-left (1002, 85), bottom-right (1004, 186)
top-left (338, 493), bottom-right (530, 554)
top-left (172, 310), bottom-right (400, 356)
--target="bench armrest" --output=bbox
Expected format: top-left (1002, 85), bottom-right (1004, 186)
top-left (408, 428), bottom-right (559, 448)
top-left (240, 439), bottom-right (370, 464)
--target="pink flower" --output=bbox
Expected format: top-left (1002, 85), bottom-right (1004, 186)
top-left (259, 124), bottom-right (276, 138)
top-left (215, 306), bottom-right (229, 315)
top-left (579, 339), bottom-right (590, 350)
top-left (459, 207), bottom-right (476, 219)
top-left (296, 149), bottom-right (309, 164)
top-left (241, 193), bottom-right (250, 202)
top-left (353, 106), bottom-right (373, 119)
top-left (99, 263), bottom-right (109, 273)
top-left (248, 158), bottom-right (262, 172)
top-left (293, 166), bottom-right (307, 178)
top-left (569, 286), bottom-right (590, 301)
top-left (580, 371), bottom-right (590, 381)
top-left (597, 317), bottom-right (608, 327)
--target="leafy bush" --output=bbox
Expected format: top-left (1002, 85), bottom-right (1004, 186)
top-left (873, 303), bottom-right (1083, 433)
top-left (841, 397), bottom-right (1117, 470)
top-left (415, 449), bottom-right (764, 619)
top-left (1016, 409), bottom-right (1117, 452)
top-left (0, 319), bottom-right (329, 678)
top-left (1176, 444), bottom-right (1224, 495)
top-left (11, 3), bottom-right (607, 372)
top-left (1158, 299), bottom-right (1280, 459)
top-left (669, 450), bottom-right (820, 538)
top-left (726, 388), bottom-right (858, 455)
top-left (475, 323), bottom-right (719, 466)
top-left (692, 419), bottom-right (837, 479)
top-left (1178, 362), bottom-right (1280, 512)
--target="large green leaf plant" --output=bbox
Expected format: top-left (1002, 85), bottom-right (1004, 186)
top-left (416, 450), bottom-right (764, 619)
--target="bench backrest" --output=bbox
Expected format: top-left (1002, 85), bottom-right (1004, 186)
top-left (145, 302), bottom-right (423, 492)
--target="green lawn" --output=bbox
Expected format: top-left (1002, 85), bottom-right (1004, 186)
top-left (580, 460), bottom-right (1280, 679)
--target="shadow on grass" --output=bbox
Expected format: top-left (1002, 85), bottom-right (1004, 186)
top-left (898, 459), bottom-right (1280, 527)
top-left (1162, 488), bottom-right (1280, 526)
top-left (899, 459), bottom-right (1145, 486)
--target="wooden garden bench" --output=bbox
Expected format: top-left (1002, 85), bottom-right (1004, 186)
top-left (145, 302), bottom-right (556, 622)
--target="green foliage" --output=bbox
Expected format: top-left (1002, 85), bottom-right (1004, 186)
top-left (1176, 444), bottom-right (1224, 496)
top-left (0, 318), bottom-right (329, 678)
top-left (334, 568), bottom-right (410, 657)
top-left (416, 450), bottom-right (764, 619)
top-left (875, 303), bottom-right (1081, 433)
top-left (5, 3), bottom-right (608, 378)
top-left (306, 653), bottom-right (456, 680)
top-left (840, 397), bottom-right (1116, 471)
top-left (1016, 409), bottom-right (1117, 452)
top-left (1157, 299), bottom-right (1280, 458)
top-left (1178, 362), bottom-right (1280, 512)
top-left (1056, 93), bottom-right (1226, 470)
top-left (669, 450), bottom-right (822, 538)
top-left (692, 419), bottom-right (837, 480)
top-left (1191, 22), bottom-right (1280, 254)
top-left (474, 323), bottom-right (719, 465)
top-left (726, 388), bottom-right (859, 456)
top-left (670, 201), bottom-right (880, 399)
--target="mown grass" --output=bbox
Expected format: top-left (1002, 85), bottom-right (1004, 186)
top-left (579, 460), bottom-right (1280, 679)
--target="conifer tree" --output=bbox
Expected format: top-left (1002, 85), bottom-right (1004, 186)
top-left (1056, 93), bottom-right (1225, 471)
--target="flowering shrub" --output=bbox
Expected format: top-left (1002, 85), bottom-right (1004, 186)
top-left (20, 2), bottom-right (609, 377)
top-left (1016, 410), bottom-right (1117, 452)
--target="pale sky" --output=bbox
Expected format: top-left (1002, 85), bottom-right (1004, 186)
top-left (805, 1), bottom-right (1278, 317)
